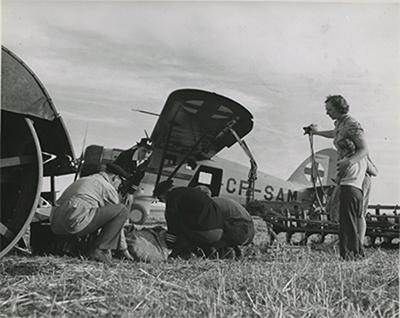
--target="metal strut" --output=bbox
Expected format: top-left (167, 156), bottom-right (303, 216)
top-left (228, 127), bottom-right (258, 205)
top-left (162, 118), bottom-right (239, 184)
top-left (308, 133), bottom-right (327, 213)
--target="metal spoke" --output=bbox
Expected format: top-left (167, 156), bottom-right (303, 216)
top-left (0, 222), bottom-right (15, 241)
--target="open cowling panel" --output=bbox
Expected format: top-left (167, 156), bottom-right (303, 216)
top-left (148, 89), bottom-right (253, 182)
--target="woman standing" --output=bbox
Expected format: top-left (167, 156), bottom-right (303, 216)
top-left (310, 95), bottom-right (368, 259)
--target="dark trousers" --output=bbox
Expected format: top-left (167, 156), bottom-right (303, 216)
top-left (76, 204), bottom-right (128, 250)
top-left (169, 227), bottom-right (223, 258)
top-left (222, 219), bottom-right (255, 246)
top-left (170, 220), bottom-right (255, 259)
top-left (339, 185), bottom-right (364, 260)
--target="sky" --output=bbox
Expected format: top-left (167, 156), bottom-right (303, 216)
top-left (2, 1), bottom-right (399, 205)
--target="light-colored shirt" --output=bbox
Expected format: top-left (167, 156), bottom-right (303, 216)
top-left (50, 172), bottom-right (119, 233)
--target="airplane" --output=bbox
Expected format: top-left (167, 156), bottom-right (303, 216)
top-left (1, 42), bottom-right (396, 259)
top-left (2, 44), bottom-right (342, 258)
top-left (77, 88), bottom-right (399, 247)
top-left (78, 88), bottom-right (338, 224)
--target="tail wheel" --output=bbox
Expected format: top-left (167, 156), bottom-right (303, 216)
top-left (0, 112), bottom-right (43, 258)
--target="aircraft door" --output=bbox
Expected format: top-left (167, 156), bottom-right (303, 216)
top-left (188, 165), bottom-right (223, 196)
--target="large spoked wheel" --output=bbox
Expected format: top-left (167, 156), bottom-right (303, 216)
top-left (0, 111), bottom-right (43, 258)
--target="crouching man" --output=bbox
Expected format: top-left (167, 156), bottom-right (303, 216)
top-left (50, 163), bottom-right (131, 264)
top-left (154, 181), bottom-right (254, 259)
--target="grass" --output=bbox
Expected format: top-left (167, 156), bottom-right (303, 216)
top-left (0, 219), bottom-right (398, 318)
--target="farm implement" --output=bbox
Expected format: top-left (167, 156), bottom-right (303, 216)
top-left (247, 200), bottom-right (399, 247)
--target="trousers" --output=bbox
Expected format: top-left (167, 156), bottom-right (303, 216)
top-left (222, 219), bottom-right (255, 246)
top-left (339, 185), bottom-right (364, 260)
top-left (52, 204), bottom-right (128, 251)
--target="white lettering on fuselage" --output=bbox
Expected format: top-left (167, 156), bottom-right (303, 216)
top-left (226, 177), bottom-right (298, 202)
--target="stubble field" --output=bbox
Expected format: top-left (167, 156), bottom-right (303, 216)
top-left (0, 218), bottom-right (398, 318)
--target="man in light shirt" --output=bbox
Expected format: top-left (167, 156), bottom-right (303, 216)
top-left (50, 163), bottom-right (132, 264)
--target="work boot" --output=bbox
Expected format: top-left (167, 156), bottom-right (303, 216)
top-left (89, 248), bottom-right (112, 265)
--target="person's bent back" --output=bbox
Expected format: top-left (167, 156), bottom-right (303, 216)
top-left (212, 197), bottom-right (255, 247)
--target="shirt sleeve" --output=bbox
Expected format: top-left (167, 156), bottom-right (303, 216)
top-left (343, 118), bottom-right (364, 141)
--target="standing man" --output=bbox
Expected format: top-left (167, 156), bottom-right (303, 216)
top-left (50, 163), bottom-right (131, 264)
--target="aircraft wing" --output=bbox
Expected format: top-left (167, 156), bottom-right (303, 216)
top-left (149, 89), bottom-right (253, 170)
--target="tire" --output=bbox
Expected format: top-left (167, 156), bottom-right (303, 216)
top-left (128, 203), bottom-right (149, 225)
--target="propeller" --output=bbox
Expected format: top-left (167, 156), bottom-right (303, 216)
top-left (74, 124), bottom-right (89, 181)
top-left (131, 108), bottom-right (159, 117)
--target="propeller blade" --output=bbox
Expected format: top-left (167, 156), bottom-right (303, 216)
top-left (74, 124), bottom-right (89, 181)
top-left (131, 108), bottom-right (159, 117)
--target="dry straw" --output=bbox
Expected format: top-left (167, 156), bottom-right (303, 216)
top-left (0, 219), bottom-right (398, 317)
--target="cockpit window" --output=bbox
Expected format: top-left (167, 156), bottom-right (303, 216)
top-left (198, 171), bottom-right (212, 185)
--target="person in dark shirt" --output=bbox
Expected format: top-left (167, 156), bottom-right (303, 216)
top-left (113, 138), bottom-right (153, 196)
top-left (154, 181), bottom-right (255, 259)
top-left (154, 180), bottom-right (225, 259)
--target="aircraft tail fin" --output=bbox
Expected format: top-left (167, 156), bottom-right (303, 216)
top-left (287, 148), bottom-right (337, 186)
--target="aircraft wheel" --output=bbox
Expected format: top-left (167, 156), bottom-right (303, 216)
top-left (128, 202), bottom-right (149, 225)
top-left (0, 112), bottom-right (43, 258)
